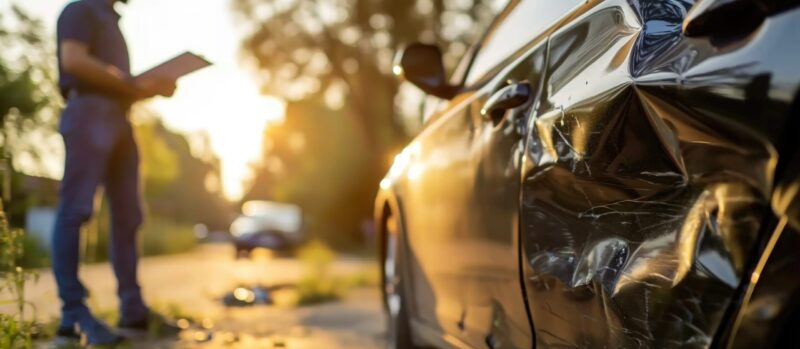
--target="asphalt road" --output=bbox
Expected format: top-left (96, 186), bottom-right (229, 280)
top-left (14, 244), bottom-right (386, 348)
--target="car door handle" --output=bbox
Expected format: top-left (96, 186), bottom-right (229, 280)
top-left (481, 82), bottom-right (531, 124)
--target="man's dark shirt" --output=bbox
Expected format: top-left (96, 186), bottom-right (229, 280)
top-left (57, 0), bottom-right (130, 98)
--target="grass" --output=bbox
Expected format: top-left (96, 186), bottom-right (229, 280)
top-left (292, 240), bottom-right (342, 306)
top-left (278, 240), bottom-right (380, 307)
top-left (26, 302), bottom-right (200, 345)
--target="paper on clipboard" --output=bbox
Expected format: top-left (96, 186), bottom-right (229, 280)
top-left (137, 52), bottom-right (212, 80)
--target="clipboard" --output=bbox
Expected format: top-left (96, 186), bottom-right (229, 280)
top-left (137, 52), bottom-right (212, 80)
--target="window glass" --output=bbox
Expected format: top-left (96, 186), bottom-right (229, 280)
top-left (466, 0), bottom-right (582, 85)
top-left (449, 44), bottom-right (479, 86)
top-left (448, 0), bottom-right (509, 87)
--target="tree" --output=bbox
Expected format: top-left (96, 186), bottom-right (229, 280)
top-left (234, 0), bottom-right (502, 246)
top-left (0, 6), bottom-right (60, 174)
top-left (243, 98), bottom-right (372, 247)
top-left (0, 6), bottom-right (61, 226)
top-left (133, 111), bottom-right (233, 230)
top-left (233, 0), bottom-right (500, 147)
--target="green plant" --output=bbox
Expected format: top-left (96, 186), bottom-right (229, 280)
top-left (341, 267), bottom-right (380, 289)
top-left (0, 203), bottom-right (38, 349)
top-left (293, 240), bottom-right (343, 306)
top-left (82, 211), bottom-right (198, 263)
top-left (284, 241), bottom-right (382, 306)
top-left (18, 234), bottom-right (49, 269)
top-left (139, 217), bottom-right (197, 257)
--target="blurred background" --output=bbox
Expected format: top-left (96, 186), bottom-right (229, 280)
top-left (2, 0), bottom-right (506, 258)
top-left (0, 0), bottom-right (504, 346)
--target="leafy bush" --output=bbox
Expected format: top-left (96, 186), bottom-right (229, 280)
top-left (17, 234), bottom-right (48, 269)
top-left (81, 209), bottom-right (198, 263)
top-left (139, 217), bottom-right (197, 257)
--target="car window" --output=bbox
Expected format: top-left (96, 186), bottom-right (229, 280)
top-left (419, 3), bottom-right (509, 125)
top-left (466, 0), bottom-right (583, 85)
top-left (449, 43), bottom-right (480, 86)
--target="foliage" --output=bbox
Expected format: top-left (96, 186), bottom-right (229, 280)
top-left (16, 233), bottom-right (48, 269)
top-left (0, 202), bottom-right (38, 349)
top-left (139, 217), bottom-right (197, 257)
top-left (243, 99), bottom-right (375, 248)
top-left (288, 240), bottom-right (380, 306)
top-left (233, 0), bottom-right (501, 136)
top-left (81, 209), bottom-right (200, 264)
top-left (340, 266), bottom-right (380, 289)
top-left (133, 115), bottom-right (233, 231)
top-left (137, 120), bottom-right (180, 195)
top-left (0, 7), bottom-right (61, 275)
top-left (0, 6), bottom-right (61, 229)
top-left (295, 240), bottom-right (343, 306)
top-left (0, 6), bottom-right (60, 176)
top-left (294, 275), bottom-right (343, 306)
top-left (234, 0), bottom-right (502, 247)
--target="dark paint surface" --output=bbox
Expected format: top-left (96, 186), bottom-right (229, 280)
top-left (376, 0), bottom-right (800, 347)
top-left (725, 148), bottom-right (800, 349)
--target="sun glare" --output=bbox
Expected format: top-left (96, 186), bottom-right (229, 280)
top-left (14, 0), bottom-right (286, 201)
top-left (152, 68), bottom-right (285, 200)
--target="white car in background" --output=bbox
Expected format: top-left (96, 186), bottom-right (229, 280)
top-left (230, 201), bottom-right (304, 257)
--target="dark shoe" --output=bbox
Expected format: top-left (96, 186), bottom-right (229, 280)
top-left (53, 326), bottom-right (81, 348)
top-left (75, 317), bottom-right (124, 347)
top-left (56, 326), bottom-right (80, 339)
top-left (117, 311), bottom-right (181, 339)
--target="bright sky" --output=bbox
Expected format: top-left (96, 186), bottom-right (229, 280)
top-left (13, 0), bottom-right (285, 200)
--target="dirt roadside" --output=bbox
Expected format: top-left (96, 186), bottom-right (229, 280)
top-left (7, 244), bottom-right (387, 348)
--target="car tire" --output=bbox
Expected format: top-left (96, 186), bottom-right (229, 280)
top-left (383, 214), bottom-right (428, 349)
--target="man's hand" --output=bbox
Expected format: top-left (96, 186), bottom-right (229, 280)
top-left (61, 40), bottom-right (178, 101)
top-left (133, 76), bottom-right (177, 99)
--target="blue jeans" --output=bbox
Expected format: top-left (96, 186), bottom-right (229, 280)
top-left (52, 94), bottom-right (148, 328)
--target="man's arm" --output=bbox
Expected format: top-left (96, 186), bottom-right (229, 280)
top-left (60, 41), bottom-right (175, 100)
top-left (60, 40), bottom-right (139, 98)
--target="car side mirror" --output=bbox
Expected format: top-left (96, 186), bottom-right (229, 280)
top-left (393, 43), bottom-right (458, 100)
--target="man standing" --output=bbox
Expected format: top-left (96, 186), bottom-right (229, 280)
top-left (54, 0), bottom-right (176, 345)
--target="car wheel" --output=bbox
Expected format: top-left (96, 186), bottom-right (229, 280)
top-left (383, 214), bottom-right (427, 349)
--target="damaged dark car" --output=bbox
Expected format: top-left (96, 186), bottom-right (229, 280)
top-left (375, 0), bottom-right (800, 348)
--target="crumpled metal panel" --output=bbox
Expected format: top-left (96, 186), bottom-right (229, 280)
top-left (519, 0), bottom-right (800, 347)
